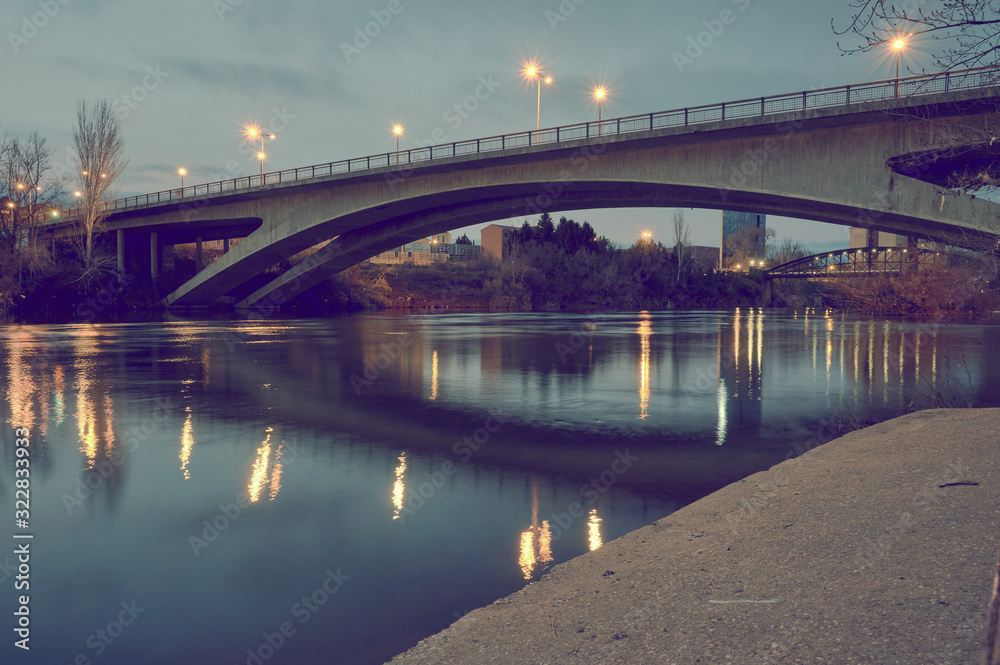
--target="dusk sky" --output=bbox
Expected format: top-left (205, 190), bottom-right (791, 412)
top-left (1, 0), bottom-right (943, 252)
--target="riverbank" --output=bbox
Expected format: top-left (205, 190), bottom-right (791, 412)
top-left (386, 408), bottom-right (1000, 664)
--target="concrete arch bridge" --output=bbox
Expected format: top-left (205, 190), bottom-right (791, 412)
top-left (39, 67), bottom-right (1000, 309)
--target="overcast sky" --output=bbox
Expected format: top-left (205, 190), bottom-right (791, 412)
top-left (0, 0), bottom-right (941, 252)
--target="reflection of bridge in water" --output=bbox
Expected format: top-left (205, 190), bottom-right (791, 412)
top-left (4, 314), bottom-right (998, 531)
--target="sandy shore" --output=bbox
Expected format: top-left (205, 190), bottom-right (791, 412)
top-left (385, 408), bottom-right (1000, 664)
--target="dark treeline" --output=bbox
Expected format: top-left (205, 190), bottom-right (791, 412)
top-left (302, 213), bottom-right (779, 313)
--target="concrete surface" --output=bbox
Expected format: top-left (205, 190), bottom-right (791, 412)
top-left (385, 408), bottom-right (1000, 664)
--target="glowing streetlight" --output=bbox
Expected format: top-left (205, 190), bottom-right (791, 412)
top-left (891, 36), bottom-right (907, 97)
top-left (392, 124), bottom-right (404, 164)
top-left (178, 167), bottom-right (187, 189)
top-left (525, 63), bottom-right (553, 131)
top-left (245, 126), bottom-right (276, 176)
top-left (594, 87), bottom-right (607, 135)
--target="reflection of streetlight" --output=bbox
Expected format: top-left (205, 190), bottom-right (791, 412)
top-left (392, 124), bottom-right (404, 164)
top-left (524, 63), bottom-right (553, 131)
top-left (245, 126), bottom-right (275, 176)
top-left (594, 87), bottom-right (607, 135)
top-left (891, 36), bottom-right (907, 97)
top-left (178, 167), bottom-right (187, 189)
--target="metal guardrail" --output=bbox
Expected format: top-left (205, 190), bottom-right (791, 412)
top-left (50, 65), bottom-right (1000, 224)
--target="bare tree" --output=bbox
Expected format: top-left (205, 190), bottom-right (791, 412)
top-left (724, 226), bottom-right (775, 269)
top-left (671, 209), bottom-right (691, 285)
top-left (0, 128), bottom-right (64, 303)
top-left (73, 99), bottom-right (128, 277)
top-left (834, 1), bottom-right (1000, 72)
top-left (767, 237), bottom-right (811, 266)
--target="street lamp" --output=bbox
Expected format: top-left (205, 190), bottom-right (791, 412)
top-left (525, 64), bottom-right (553, 131)
top-left (178, 167), bottom-right (187, 189)
top-left (892, 36), bottom-right (907, 97)
top-left (594, 87), bottom-right (607, 135)
top-left (392, 124), bottom-right (404, 164)
top-left (245, 126), bottom-right (275, 177)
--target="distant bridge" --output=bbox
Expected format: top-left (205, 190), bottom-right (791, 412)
top-left (37, 66), bottom-right (1000, 309)
top-left (765, 247), bottom-right (943, 278)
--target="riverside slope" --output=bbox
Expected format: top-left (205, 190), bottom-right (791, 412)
top-left (386, 408), bottom-right (1000, 664)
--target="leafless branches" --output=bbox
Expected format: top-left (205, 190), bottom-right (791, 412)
top-left (73, 99), bottom-right (128, 270)
top-left (834, 0), bottom-right (1000, 72)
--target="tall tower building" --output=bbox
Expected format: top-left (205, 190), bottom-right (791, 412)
top-left (721, 211), bottom-right (767, 264)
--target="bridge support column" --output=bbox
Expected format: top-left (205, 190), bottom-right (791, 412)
top-left (905, 236), bottom-right (918, 273)
top-left (150, 232), bottom-right (160, 282)
top-left (117, 230), bottom-right (125, 274)
top-left (195, 237), bottom-right (203, 270)
top-left (162, 245), bottom-right (175, 273)
top-left (223, 238), bottom-right (230, 254)
top-left (762, 278), bottom-right (772, 307)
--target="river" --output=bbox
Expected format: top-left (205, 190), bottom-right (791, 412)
top-left (1, 309), bottom-right (998, 664)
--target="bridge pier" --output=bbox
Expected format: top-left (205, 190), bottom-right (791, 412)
top-left (904, 236), bottom-right (919, 273)
top-left (762, 278), bottom-right (772, 307)
top-left (117, 229), bottom-right (125, 274)
top-left (195, 237), bottom-right (203, 270)
top-left (150, 232), bottom-right (160, 282)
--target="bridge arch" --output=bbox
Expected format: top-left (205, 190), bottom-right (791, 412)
top-left (37, 72), bottom-right (1000, 308)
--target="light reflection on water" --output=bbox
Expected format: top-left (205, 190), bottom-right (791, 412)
top-left (1, 311), bottom-right (998, 665)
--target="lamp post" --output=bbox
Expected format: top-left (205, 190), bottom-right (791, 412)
top-left (392, 124), bottom-right (404, 164)
top-left (892, 37), bottom-right (906, 97)
top-left (178, 167), bottom-right (187, 190)
top-left (594, 87), bottom-right (607, 136)
top-left (245, 126), bottom-right (275, 179)
top-left (525, 64), bottom-right (552, 131)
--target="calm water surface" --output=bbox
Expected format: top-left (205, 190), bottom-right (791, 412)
top-left (1, 310), bottom-right (998, 664)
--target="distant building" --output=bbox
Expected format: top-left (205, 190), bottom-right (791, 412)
top-left (721, 211), bottom-right (766, 260)
top-left (481, 224), bottom-right (518, 260)
top-left (673, 245), bottom-right (721, 272)
top-left (369, 232), bottom-right (481, 265)
top-left (849, 228), bottom-right (907, 248)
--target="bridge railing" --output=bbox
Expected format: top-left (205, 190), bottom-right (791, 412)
top-left (48, 65), bottom-right (1000, 224)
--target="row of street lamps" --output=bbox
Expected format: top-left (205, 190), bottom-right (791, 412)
top-left (172, 42), bottom-right (911, 191)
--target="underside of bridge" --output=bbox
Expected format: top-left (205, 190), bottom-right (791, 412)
top-left (67, 88), bottom-right (1000, 310)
